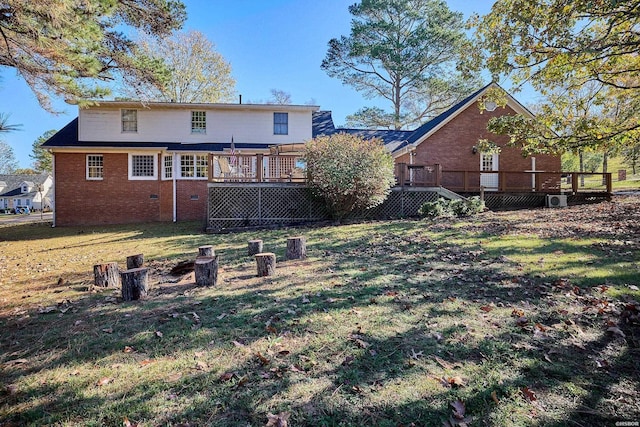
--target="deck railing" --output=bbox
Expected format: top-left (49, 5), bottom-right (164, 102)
top-left (394, 163), bottom-right (612, 194)
top-left (208, 157), bottom-right (612, 194)
top-left (208, 153), bottom-right (305, 183)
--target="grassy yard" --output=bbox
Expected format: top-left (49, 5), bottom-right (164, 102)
top-left (1, 197), bottom-right (639, 426)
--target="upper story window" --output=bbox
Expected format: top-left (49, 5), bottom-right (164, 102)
top-left (191, 111), bottom-right (206, 134)
top-left (21, 184), bottom-right (29, 193)
top-left (129, 154), bottom-right (157, 180)
top-left (274, 112), bottom-right (288, 135)
top-left (86, 155), bottom-right (104, 180)
top-left (122, 109), bottom-right (138, 133)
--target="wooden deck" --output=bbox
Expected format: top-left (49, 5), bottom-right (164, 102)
top-left (208, 155), bottom-right (612, 196)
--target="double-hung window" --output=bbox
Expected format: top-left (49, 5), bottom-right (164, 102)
top-left (274, 112), bottom-right (288, 135)
top-left (191, 111), bottom-right (206, 134)
top-left (86, 155), bottom-right (104, 180)
top-left (163, 155), bottom-right (173, 179)
top-left (195, 154), bottom-right (208, 178)
top-left (121, 109), bottom-right (138, 132)
top-left (128, 154), bottom-right (157, 180)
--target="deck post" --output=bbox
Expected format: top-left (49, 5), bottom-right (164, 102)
top-left (463, 171), bottom-right (468, 191)
top-left (499, 172), bottom-right (506, 192)
top-left (208, 154), bottom-right (214, 182)
top-left (435, 164), bottom-right (442, 187)
top-left (605, 173), bottom-right (612, 194)
top-left (398, 163), bottom-right (406, 188)
top-left (256, 154), bottom-right (264, 182)
top-left (571, 173), bottom-right (579, 194)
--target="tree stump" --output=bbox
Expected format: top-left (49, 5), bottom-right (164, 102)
top-left (121, 267), bottom-right (149, 301)
top-left (93, 262), bottom-right (120, 287)
top-left (198, 245), bottom-right (215, 257)
top-left (255, 252), bottom-right (276, 277)
top-left (195, 256), bottom-right (218, 287)
top-left (248, 239), bottom-right (263, 256)
top-left (126, 253), bottom-right (144, 269)
top-left (286, 236), bottom-right (306, 260)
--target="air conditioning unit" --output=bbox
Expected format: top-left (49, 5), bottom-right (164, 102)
top-left (546, 194), bottom-right (567, 208)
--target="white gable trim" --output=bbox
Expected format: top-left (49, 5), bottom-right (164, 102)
top-left (408, 83), bottom-right (535, 151)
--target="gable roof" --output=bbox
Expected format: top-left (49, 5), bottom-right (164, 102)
top-left (311, 83), bottom-right (533, 157)
top-left (393, 82), bottom-right (534, 155)
top-left (0, 173), bottom-right (50, 197)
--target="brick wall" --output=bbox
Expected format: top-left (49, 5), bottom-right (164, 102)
top-left (54, 153), bottom-right (209, 226)
top-left (396, 103), bottom-right (561, 187)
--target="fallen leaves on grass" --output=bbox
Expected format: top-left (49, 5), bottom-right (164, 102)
top-left (266, 411), bottom-right (290, 427)
top-left (96, 377), bottom-right (112, 386)
top-left (522, 386), bottom-right (537, 402)
top-left (443, 399), bottom-right (471, 426)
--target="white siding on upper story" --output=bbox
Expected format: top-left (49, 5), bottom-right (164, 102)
top-left (78, 107), bottom-right (314, 144)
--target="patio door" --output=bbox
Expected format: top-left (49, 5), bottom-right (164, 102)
top-left (480, 152), bottom-right (499, 191)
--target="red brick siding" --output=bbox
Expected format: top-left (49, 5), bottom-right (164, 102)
top-left (396, 104), bottom-right (561, 188)
top-left (53, 153), bottom-right (209, 226)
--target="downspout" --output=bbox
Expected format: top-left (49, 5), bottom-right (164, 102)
top-left (172, 152), bottom-right (177, 222)
top-left (51, 152), bottom-right (56, 227)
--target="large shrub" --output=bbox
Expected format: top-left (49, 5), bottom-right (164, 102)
top-left (419, 196), bottom-right (485, 218)
top-left (305, 133), bottom-right (396, 220)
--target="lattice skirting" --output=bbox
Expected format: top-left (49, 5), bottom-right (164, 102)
top-left (207, 184), bottom-right (441, 231)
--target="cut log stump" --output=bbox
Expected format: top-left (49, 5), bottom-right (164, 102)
top-left (198, 245), bottom-right (215, 257)
top-left (195, 256), bottom-right (219, 287)
top-left (286, 236), bottom-right (306, 260)
top-left (255, 252), bottom-right (276, 277)
top-left (93, 262), bottom-right (120, 287)
top-left (121, 267), bottom-right (149, 301)
top-left (126, 253), bottom-right (144, 269)
top-left (248, 239), bottom-right (263, 256)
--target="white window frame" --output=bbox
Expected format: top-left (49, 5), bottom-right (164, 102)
top-left (162, 155), bottom-right (173, 180)
top-left (274, 112), bottom-right (288, 135)
top-left (128, 153), bottom-right (157, 180)
top-left (86, 154), bottom-right (104, 180)
top-left (178, 153), bottom-right (208, 179)
top-left (191, 111), bottom-right (207, 134)
top-left (121, 109), bottom-right (138, 133)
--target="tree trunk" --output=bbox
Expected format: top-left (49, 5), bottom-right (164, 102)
top-left (255, 252), bottom-right (276, 277)
top-left (286, 236), bottom-right (306, 260)
top-left (248, 239), bottom-right (263, 256)
top-left (195, 256), bottom-right (218, 287)
top-left (93, 262), bottom-right (120, 287)
top-left (126, 254), bottom-right (144, 269)
top-left (198, 245), bottom-right (215, 257)
top-left (121, 267), bottom-right (149, 301)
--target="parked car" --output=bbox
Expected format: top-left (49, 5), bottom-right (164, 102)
top-left (14, 206), bottom-right (31, 215)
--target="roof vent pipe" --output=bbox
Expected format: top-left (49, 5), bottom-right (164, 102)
top-left (239, 94), bottom-right (242, 104)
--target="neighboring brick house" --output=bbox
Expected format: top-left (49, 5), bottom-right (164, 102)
top-left (0, 173), bottom-right (53, 212)
top-left (43, 83), bottom-right (560, 226)
top-left (43, 102), bottom-right (318, 226)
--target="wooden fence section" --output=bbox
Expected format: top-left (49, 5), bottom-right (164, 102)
top-left (207, 184), bottom-right (442, 232)
top-left (395, 163), bottom-right (612, 194)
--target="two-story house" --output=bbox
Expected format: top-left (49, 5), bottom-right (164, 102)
top-left (42, 101), bottom-right (318, 226)
top-left (0, 173), bottom-right (53, 212)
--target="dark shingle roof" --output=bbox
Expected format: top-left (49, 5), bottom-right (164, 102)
top-left (0, 173), bottom-right (50, 197)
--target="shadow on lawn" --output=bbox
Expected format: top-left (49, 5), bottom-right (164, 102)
top-left (1, 220), bottom-right (638, 426)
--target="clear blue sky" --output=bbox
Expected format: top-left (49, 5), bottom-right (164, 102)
top-left (0, 0), bottom-right (499, 168)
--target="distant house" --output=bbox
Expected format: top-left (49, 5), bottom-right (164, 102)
top-left (43, 83), bottom-right (561, 226)
top-left (0, 173), bottom-right (53, 212)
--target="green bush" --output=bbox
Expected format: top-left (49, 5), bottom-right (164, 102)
top-left (305, 132), bottom-right (396, 220)
top-left (418, 196), bottom-right (485, 218)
